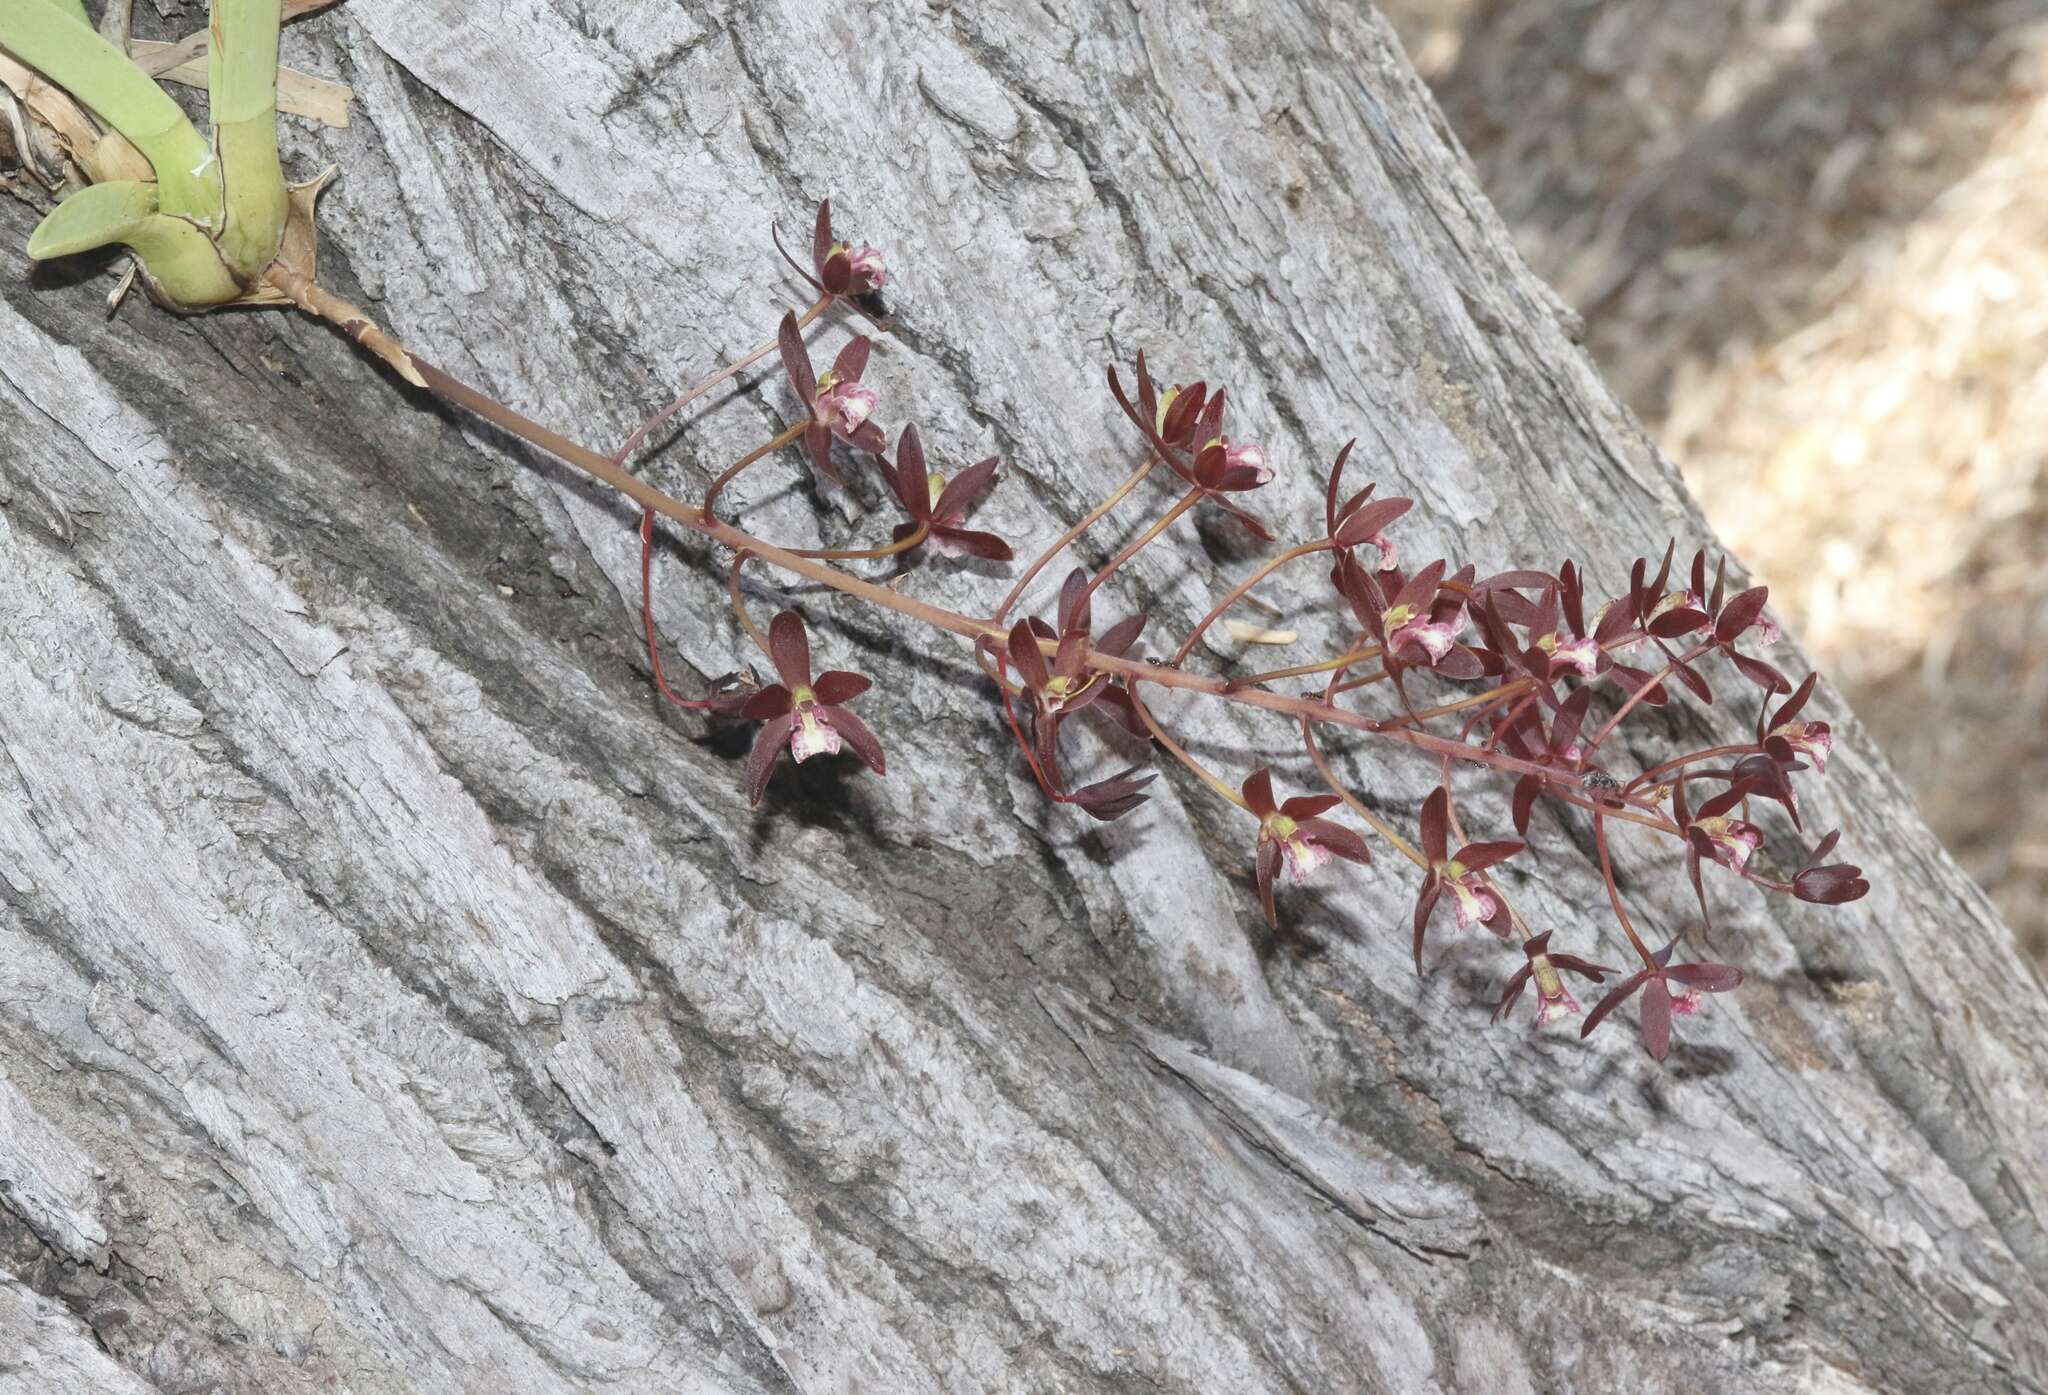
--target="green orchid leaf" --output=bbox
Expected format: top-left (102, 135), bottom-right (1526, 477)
top-left (26, 178), bottom-right (158, 258)
top-left (28, 181), bottom-right (241, 309)
top-left (35, 0), bottom-right (95, 29)
top-left (0, 3), bottom-right (222, 224)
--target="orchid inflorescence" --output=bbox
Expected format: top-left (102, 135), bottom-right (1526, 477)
top-left (0, 2), bottom-right (1869, 1070)
top-left (453, 199), bottom-right (1871, 1065)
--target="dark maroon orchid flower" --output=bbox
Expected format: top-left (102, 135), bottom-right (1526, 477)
top-left (1105, 353), bottom-right (1276, 540)
top-left (1498, 687), bottom-right (1596, 836)
top-left (1669, 773), bottom-right (1765, 935)
top-left (1344, 559), bottom-right (1487, 681)
top-left (1758, 671), bottom-right (1833, 774)
top-left (774, 198), bottom-right (888, 301)
top-left (1630, 547), bottom-right (1788, 696)
top-left (1241, 768), bottom-right (1371, 926)
top-left (779, 312), bottom-right (888, 482)
top-left (1412, 787), bottom-right (1523, 970)
top-left (1514, 565), bottom-right (1608, 680)
top-left (1144, 378), bottom-right (1212, 449)
top-left (1322, 440), bottom-right (1412, 572)
top-left (1581, 940), bottom-right (1743, 1061)
top-left (1000, 570), bottom-right (1151, 819)
top-left (1494, 931), bottom-right (1618, 1027)
top-left (1069, 767), bottom-right (1157, 822)
top-left (886, 424), bottom-right (1012, 560)
top-left (740, 611), bottom-right (887, 805)
top-left (1792, 830), bottom-right (1870, 904)
top-left (1006, 570), bottom-right (1146, 733)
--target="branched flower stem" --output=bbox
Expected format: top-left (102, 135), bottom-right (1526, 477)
top-left (406, 350), bottom-right (1672, 821)
top-left (1171, 539), bottom-right (1335, 666)
top-left (702, 421), bottom-right (808, 518)
top-left (1130, 683), bottom-right (1249, 810)
top-left (992, 451), bottom-right (1156, 623)
top-left (615, 294), bottom-right (831, 468)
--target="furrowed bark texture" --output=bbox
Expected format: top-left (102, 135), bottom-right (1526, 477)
top-left (1, 3), bottom-right (2044, 1393)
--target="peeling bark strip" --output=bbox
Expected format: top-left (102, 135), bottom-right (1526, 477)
top-left (1, 2), bottom-right (2044, 1393)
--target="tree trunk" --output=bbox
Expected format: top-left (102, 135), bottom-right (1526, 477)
top-left (1, 3), bottom-right (2043, 1393)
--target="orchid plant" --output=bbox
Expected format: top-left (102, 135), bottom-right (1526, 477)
top-left (3, 9), bottom-right (1870, 1064)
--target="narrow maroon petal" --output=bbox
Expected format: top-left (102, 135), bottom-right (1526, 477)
top-left (1729, 651), bottom-right (1791, 693)
top-left (1209, 465), bottom-right (1269, 493)
top-left (1639, 979), bottom-right (1673, 1061)
top-left (778, 312), bottom-right (816, 404)
top-left (1072, 681), bottom-right (1134, 738)
top-left (1685, 839), bottom-right (1713, 936)
top-left (1512, 774), bottom-right (1540, 836)
top-left (1132, 356), bottom-right (1156, 422)
top-left (1669, 659), bottom-right (1714, 704)
top-left (1097, 612), bottom-right (1147, 658)
top-left (1716, 586), bottom-right (1768, 644)
top-left (823, 705), bottom-right (887, 775)
top-left (1255, 837), bottom-right (1282, 926)
top-left (1455, 840), bottom-right (1522, 873)
top-left (812, 199), bottom-right (833, 271)
top-left (739, 684), bottom-right (794, 721)
top-left (1194, 386), bottom-right (1226, 445)
top-left (1299, 819), bottom-right (1371, 865)
top-left (1476, 569), bottom-right (1558, 594)
top-left (1334, 496), bottom-right (1413, 548)
top-left (1057, 567), bottom-right (1092, 638)
top-left (806, 423), bottom-right (839, 480)
top-left (1580, 970), bottom-right (1650, 1039)
top-left (767, 611), bottom-right (813, 688)
top-left (1242, 768), bottom-right (1278, 817)
top-left (1608, 663), bottom-right (1669, 706)
top-left (1552, 686), bottom-right (1593, 756)
top-left (1594, 591), bottom-right (1639, 645)
top-left (1765, 670), bottom-right (1818, 738)
top-left (820, 254), bottom-right (851, 298)
top-left (934, 455), bottom-right (1000, 520)
top-left (832, 335), bottom-right (871, 383)
top-left (811, 670), bottom-right (870, 705)
top-left (1421, 787), bottom-right (1449, 864)
top-left (1053, 629), bottom-right (1089, 680)
top-left (1548, 953), bottom-right (1617, 981)
top-left (1695, 779), bottom-right (1754, 820)
top-left (1666, 962), bottom-right (1742, 992)
top-left (1395, 559), bottom-right (1447, 614)
top-left (1007, 621), bottom-right (1051, 690)
top-left (745, 714), bottom-right (796, 805)
top-left (847, 421), bottom-right (888, 455)
top-left (892, 424), bottom-right (931, 515)
top-left (1492, 963), bottom-right (1534, 1021)
top-left (1161, 382), bottom-right (1206, 443)
top-left (940, 528), bottom-right (1015, 560)
top-left (1280, 793), bottom-right (1342, 820)
top-left (1412, 877), bottom-right (1442, 973)
top-left (1648, 607), bottom-right (1708, 639)
top-left (1434, 645), bottom-right (1486, 680)
top-left (1561, 560), bottom-right (1586, 636)
top-left (1323, 439), bottom-right (1358, 538)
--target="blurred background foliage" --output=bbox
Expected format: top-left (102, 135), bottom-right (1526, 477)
top-left (1380, 0), bottom-right (2048, 961)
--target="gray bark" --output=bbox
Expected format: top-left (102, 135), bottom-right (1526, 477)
top-left (1, 2), bottom-right (2043, 1393)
